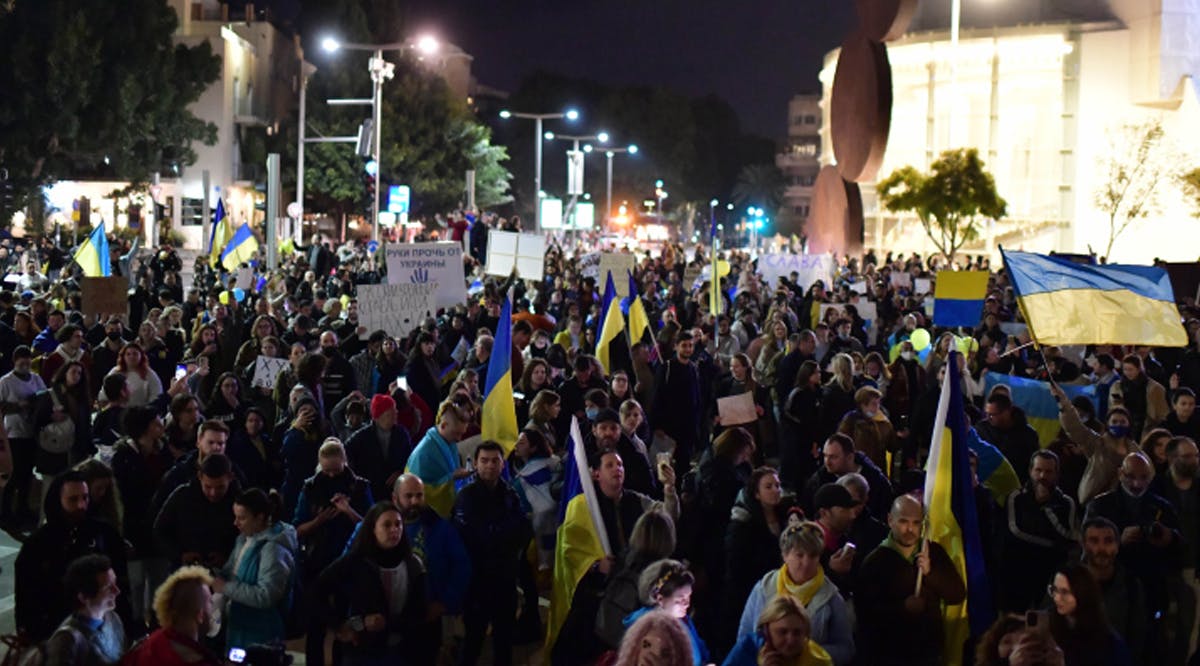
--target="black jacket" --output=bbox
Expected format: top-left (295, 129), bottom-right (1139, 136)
top-left (294, 469), bottom-right (374, 578)
top-left (345, 423), bottom-right (413, 502)
top-left (226, 430), bottom-right (283, 491)
top-left (313, 549), bottom-right (428, 659)
top-left (151, 449), bottom-right (247, 510)
top-left (451, 479), bottom-right (533, 583)
top-left (800, 451), bottom-right (893, 521)
top-left (998, 485), bottom-right (1078, 611)
top-left (584, 432), bottom-right (657, 499)
top-left (153, 478), bottom-right (240, 567)
top-left (975, 415), bottom-right (1041, 484)
top-left (110, 438), bottom-right (172, 558)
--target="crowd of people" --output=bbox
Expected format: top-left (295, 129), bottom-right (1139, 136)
top-left (0, 215), bottom-right (1198, 666)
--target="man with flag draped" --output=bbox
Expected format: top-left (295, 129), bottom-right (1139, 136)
top-left (856, 351), bottom-right (980, 666)
top-left (546, 417), bottom-right (679, 664)
top-left (482, 292), bottom-right (518, 454)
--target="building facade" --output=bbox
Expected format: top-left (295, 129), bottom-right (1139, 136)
top-left (817, 0), bottom-right (1200, 263)
top-left (776, 94), bottom-right (823, 233)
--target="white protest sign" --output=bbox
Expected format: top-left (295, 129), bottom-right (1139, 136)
top-left (757, 253), bottom-right (834, 291)
top-left (717, 392), bottom-right (757, 425)
top-left (578, 252), bottom-right (601, 279)
top-left (385, 242), bottom-right (466, 310)
top-left (914, 278), bottom-right (932, 295)
top-left (598, 253), bottom-right (636, 297)
top-left (486, 230), bottom-right (545, 280)
top-left (356, 283), bottom-right (438, 339)
top-left (891, 272), bottom-right (913, 289)
top-left (236, 268), bottom-right (255, 292)
top-left (849, 281), bottom-right (868, 294)
top-left (252, 356), bottom-right (289, 389)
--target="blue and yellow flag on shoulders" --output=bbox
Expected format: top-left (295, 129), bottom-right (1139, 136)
top-left (546, 417), bottom-right (612, 654)
top-left (933, 270), bottom-right (988, 327)
top-left (1001, 248), bottom-right (1186, 346)
top-left (983, 371), bottom-right (1098, 446)
top-left (482, 292), bottom-right (518, 454)
top-left (73, 222), bottom-right (111, 277)
top-left (924, 351), bottom-right (994, 665)
top-left (405, 423), bottom-right (462, 518)
top-left (220, 223), bottom-right (260, 271)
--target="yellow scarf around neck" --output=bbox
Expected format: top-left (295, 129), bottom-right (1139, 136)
top-left (776, 562), bottom-right (824, 607)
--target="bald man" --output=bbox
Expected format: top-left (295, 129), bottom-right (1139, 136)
top-left (854, 494), bottom-right (965, 666)
top-left (1085, 452), bottom-right (1180, 662)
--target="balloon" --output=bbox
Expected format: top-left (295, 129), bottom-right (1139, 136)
top-left (910, 328), bottom-right (931, 351)
top-left (716, 260), bottom-right (731, 278)
top-left (232, 288), bottom-right (246, 303)
top-left (956, 335), bottom-right (979, 355)
top-left (218, 291), bottom-right (230, 305)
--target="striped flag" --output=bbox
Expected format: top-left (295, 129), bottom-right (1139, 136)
top-left (481, 291), bottom-right (518, 454)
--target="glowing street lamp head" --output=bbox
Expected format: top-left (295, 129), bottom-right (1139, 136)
top-left (543, 131), bottom-right (555, 140)
top-left (596, 132), bottom-right (610, 143)
top-left (583, 144), bottom-right (593, 153)
top-left (414, 35), bottom-right (440, 56)
top-left (709, 198), bottom-right (719, 207)
top-left (499, 109), bottom-right (512, 119)
top-left (606, 150), bottom-right (615, 158)
top-left (655, 179), bottom-right (664, 188)
top-left (565, 109), bottom-right (580, 121)
top-left (627, 144), bottom-right (639, 154)
top-left (321, 37), bottom-right (341, 53)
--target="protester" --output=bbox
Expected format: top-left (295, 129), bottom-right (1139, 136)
top-left (121, 566), bottom-right (221, 666)
top-left (724, 595), bottom-right (834, 666)
top-left (43, 554), bottom-right (127, 665)
top-left (1047, 563), bottom-right (1134, 665)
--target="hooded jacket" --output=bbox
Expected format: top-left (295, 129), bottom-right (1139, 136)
top-left (220, 522), bottom-right (299, 650)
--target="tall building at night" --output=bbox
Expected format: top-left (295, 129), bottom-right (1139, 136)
top-left (776, 94), bottom-right (823, 232)
top-left (817, 0), bottom-right (1200, 262)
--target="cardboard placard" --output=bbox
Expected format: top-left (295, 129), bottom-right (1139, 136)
top-left (486, 230), bottom-right (545, 280)
top-left (251, 356), bottom-right (290, 389)
top-left (598, 253), bottom-right (636, 297)
top-left (717, 392), bottom-right (757, 425)
top-left (890, 272), bottom-right (913, 289)
top-left (81, 277), bottom-right (129, 316)
top-left (356, 283), bottom-right (438, 339)
top-left (385, 242), bottom-right (466, 310)
top-left (757, 253), bottom-right (834, 291)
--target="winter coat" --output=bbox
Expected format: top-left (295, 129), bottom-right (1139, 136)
top-left (153, 478), bottom-right (240, 567)
top-left (735, 568), bottom-right (855, 666)
top-left (345, 422), bottom-right (413, 502)
top-left (110, 437), bottom-right (172, 558)
top-left (219, 522), bottom-right (299, 650)
top-left (294, 469), bottom-right (374, 579)
top-left (312, 548), bottom-right (429, 659)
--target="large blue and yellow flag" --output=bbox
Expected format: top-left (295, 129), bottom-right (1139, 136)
top-left (74, 222), bottom-right (111, 277)
top-left (482, 292), bottom-right (518, 454)
top-left (627, 271), bottom-right (656, 361)
top-left (208, 199), bottom-right (231, 268)
top-left (924, 351), bottom-right (994, 665)
top-left (219, 223), bottom-right (260, 271)
top-left (1002, 248), bottom-right (1187, 346)
top-left (546, 417), bottom-right (613, 653)
top-left (983, 371), bottom-right (1097, 446)
top-left (934, 270), bottom-right (988, 327)
top-left (405, 423), bottom-right (462, 519)
top-left (596, 272), bottom-right (626, 374)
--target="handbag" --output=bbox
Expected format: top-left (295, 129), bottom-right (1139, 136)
top-left (38, 392), bottom-right (74, 455)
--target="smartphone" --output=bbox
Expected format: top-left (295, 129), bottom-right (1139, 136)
top-left (1025, 610), bottom-right (1049, 634)
top-left (655, 452), bottom-right (672, 482)
top-left (174, 364), bottom-right (187, 381)
top-left (228, 647), bottom-right (246, 663)
top-left (396, 376), bottom-right (410, 393)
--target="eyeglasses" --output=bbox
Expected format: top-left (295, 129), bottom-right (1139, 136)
top-left (1047, 585), bottom-right (1072, 598)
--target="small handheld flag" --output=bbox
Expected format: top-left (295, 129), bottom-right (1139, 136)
top-left (73, 223), bottom-right (111, 277)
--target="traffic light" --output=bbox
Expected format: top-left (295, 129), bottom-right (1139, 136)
top-left (363, 173), bottom-right (376, 213)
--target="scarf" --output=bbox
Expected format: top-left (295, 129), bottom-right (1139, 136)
top-left (878, 534), bottom-right (919, 563)
top-left (776, 563), bottom-right (825, 607)
top-left (758, 640), bottom-right (831, 666)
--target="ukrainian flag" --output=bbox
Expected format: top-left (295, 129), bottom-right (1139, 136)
top-left (546, 417), bottom-right (613, 654)
top-left (933, 270), bottom-right (988, 327)
top-left (924, 351), bottom-right (994, 665)
top-left (219, 223), bottom-right (260, 271)
top-left (405, 420), bottom-right (463, 518)
top-left (208, 199), bottom-right (231, 268)
top-left (482, 292), bottom-right (518, 454)
top-left (596, 273), bottom-right (627, 374)
top-left (1002, 248), bottom-right (1187, 346)
top-left (965, 427), bottom-right (1021, 507)
top-left (627, 271), bottom-right (657, 363)
top-left (73, 222), bottom-right (111, 277)
top-left (983, 371), bottom-right (1098, 446)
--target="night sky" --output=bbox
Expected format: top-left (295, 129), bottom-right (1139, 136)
top-left (396, 0), bottom-right (857, 141)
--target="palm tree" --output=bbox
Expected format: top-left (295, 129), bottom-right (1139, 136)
top-left (732, 163), bottom-right (786, 217)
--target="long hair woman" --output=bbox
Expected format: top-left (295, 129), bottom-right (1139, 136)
top-left (34, 360), bottom-right (92, 477)
top-left (526, 389), bottom-right (561, 453)
top-left (819, 354), bottom-right (857, 440)
top-left (205, 372), bottom-right (247, 433)
top-left (313, 501), bottom-right (429, 665)
top-left (212, 488), bottom-right (298, 651)
top-left (112, 342), bottom-right (163, 407)
top-left (614, 609), bottom-right (694, 666)
top-left (622, 560), bottom-right (709, 665)
top-left (596, 510), bottom-right (678, 650)
top-left (782, 360), bottom-right (823, 489)
top-left (1047, 563), bottom-right (1132, 666)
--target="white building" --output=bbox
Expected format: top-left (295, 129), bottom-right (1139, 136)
top-left (818, 0), bottom-right (1200, 263)
top-left (776, 94), bottom-right (822, 230)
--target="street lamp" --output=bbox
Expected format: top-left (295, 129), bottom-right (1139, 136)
top-left (545, 132), bottom-right (609, 233)
top-left (498, 108), bottom-right (580, 233)
top-left (600, 144), bottom-right (638, 227)
top-left (319, 33), bottom-right (440, 241)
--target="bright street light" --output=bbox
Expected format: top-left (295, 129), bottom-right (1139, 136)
top-left (415, 34), bottom-right (440, 56)
top-left (565, 109), bottom-right (580, 121)
top-left (628, 144), bottom-right (639, 154)
top-left (499, 108), bottom-right (583, 233)
top-left (709, 198), bottom-right (719, 207)
top-left (499, 109), bottom-right (512, 119)
top-left (321, 37), bottom-right (340, 52)
top-left (596, 132), bottom-right (610, 143)
top-left (544, 131), bottom-right (555, 140)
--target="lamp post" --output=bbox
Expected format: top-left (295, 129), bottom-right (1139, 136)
top-left (499, 108), bottom-right (579, 234)
top-left (654, 179), bottom-right (668, 220)
top-left (322, 35), bottom-right (440, 241)
top-left (601, 144), bottom-right (638, 228)
top-left (545, 131), bottom-right (608, 233)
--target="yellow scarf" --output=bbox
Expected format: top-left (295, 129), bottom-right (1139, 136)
top-left (776, 563), bottom-right (824, 608)
top-left (757, 640), bottom-right (833, 666)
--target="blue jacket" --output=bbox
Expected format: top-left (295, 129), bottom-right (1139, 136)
top-left (736, 569), bottom-right (854, 666)
top-left (33, 327), bottom-right (58, 355)
top-left (624, 606), bottom-right (708, 666)
top-left (220, 522), bottom-right (298, 651)
top-left (344, 507), bottom-right (471, 614)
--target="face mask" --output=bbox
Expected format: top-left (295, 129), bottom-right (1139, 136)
top-left (901, 351), bottom-right (915, 361)
top-left (586, 408), bottom-right (599, 421)
top-left (1108, 424), bottom-right (1131, 439)
top-left (107, 331), bottom-right (122, 341)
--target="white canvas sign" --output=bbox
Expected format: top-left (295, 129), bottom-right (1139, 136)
top-left (356, 283), bottom-right (438, 339)
top-left (385, 242), bottom-right (466, 310)
top-left (757, 253), bottom-right (834, 292)
top-left (251, 356), bottom-right (289, 389)
top-left (486, 230), bottom-right (545, 280)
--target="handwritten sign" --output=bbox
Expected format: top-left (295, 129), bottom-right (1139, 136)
top-left (890, 272), bottom-right (913, 290)
top-left (252, 356), bottom-right (290, 389)
top-left (81, 277), bottom-right (129, 316)
top-left (356, 283), bottom-right (438, 339)
top-left (578, 252), bottom-right (601, 279)
top-left (385, 242), bottom-right (466, 310)
top-left (598, 253), bottom-right (636, 297)
top-left (757, 253), bottom-right (834, 291)
top-left (717, 392), bottom-right (757, 426)
top-left (914, 278), bottom-right (932, 295)
top-left (236, 268), bottom-right (255, 292)
top-left (486, 230), bottom-right (546, 280)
